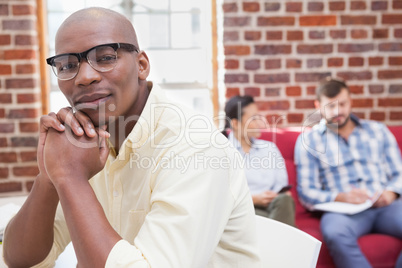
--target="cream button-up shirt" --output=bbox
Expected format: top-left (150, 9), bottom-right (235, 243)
top-left (33, 85), bottom-right (260, 267)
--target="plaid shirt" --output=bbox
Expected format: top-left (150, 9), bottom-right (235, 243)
top-left (295, 114), bottom-right (402, 209)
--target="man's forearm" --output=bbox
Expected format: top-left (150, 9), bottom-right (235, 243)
top-left (3, 175), bottom-right (59, 267)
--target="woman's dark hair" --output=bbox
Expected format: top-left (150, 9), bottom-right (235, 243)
top-left (316, 77), bottom-right (349, 101)
top-left (221, 95), bottom-right (254, 137)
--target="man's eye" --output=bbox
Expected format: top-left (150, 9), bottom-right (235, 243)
top-left (58, 62), bottom-right (78, 72)
top-left (97, 54), bottom-right (117, 62)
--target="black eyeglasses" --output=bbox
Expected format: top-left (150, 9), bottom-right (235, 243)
top-left (46, 43), bottom-right (139, 80)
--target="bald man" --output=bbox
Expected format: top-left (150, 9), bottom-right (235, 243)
top-left (3, 7), bottom-right (260, 267)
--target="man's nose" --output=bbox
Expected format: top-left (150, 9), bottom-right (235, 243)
top-left (74, 60), bottom-right (101, 86)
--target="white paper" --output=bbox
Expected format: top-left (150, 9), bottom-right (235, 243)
top-left (313, 200), bottom-right (373, 215)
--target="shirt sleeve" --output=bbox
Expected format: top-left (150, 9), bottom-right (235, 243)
top-left (294, 133), bottom-right (338, 209)
top-left (381, 125), bottom-right (402, 195)
top-left (105, 142), bottom-right (258, 267)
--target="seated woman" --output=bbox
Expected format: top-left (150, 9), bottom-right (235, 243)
top-left (223, 95), bottom-right (295, 227)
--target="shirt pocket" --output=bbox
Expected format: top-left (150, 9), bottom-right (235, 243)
top-left (126, 210), bottom-right (147, 243)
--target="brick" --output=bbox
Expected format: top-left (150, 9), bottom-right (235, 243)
top-left (245, 31), bottom-right (261, 40)
top-left (337, 71), bottom-right (373, 80)
top-left (286, 86), bottom-right (301, 96)
top-left (286, 2), bottom-right (302, 12)
top-left (352, 98), bottom-right (373, 107)
top-left (287, 113), bottom-right (304, 123)
top-left (4, 49), bottom-right (36, 60)
top-left (309, 30), bottom-right (325, 39)
top-left (351, 1), bottom-right (367, 10)
top-left (244, 87), bottom-right (261, 97)
top-left (369, 85), bottom-right (385, 94)
top-left (351, 29), bottom-right (368, 39)
top-left (0, 64), bottom-right (12, 75)
top-left (243, 2), bottom-right (260, 12)
top-left (369, 56), bottom-right (384, 66)
top-left (225, 87), bottom-right (240, 98)
top-left (389, 57), bottom-right (402, 65)
top-left (300, 15), bottom-right (337, 26)
top-left (8, 108), bottom-right (39, 119)
top-left (0, 152), bottom-right (17, 163)
top-left (0, 4), bottom-right (9, 15)
top-left (11, 137), bottom-right (38, 147)
top-left (6, 78), bottom-right (35, 89)
top-left (265, 59), bottom-right (281, 69)
top-left (20, 151), bottom-right (37, 162)
top-left (0, 167), bottom-right (8, 178)
top-left (0, 93), bottom-right (12, 103)
top-left (222, 3), bottom-right (237, 13)
top-left (0, 109), bottom-right (4, 118)
top-left (373, 29), bottom-right (388, 39)
top-left (0, 34), bottom-right (11, 45)
top-left (389, 84), bottom-right (402, 94)
top-left (287, 30), bottom-right (303, 41)
top-left (225, 74), bottom-right (249, 83)
top-left (378, 98), bottom-right (402, 107)
top-left (0, 182), bottom-right (22, 193)
top-left (266, 31), bottom-right (283, 40)
top-left (341, 15), bottom-right (376, 25)
top-left (330, 1), bottom-right (346, 11)
top-left (307, 86), bottom-right (317, 95)
top-left (255, 73), bottom-right (290, 83)
top-left (330, 30), bottom-right (346, 39)
top-left (13, 166), bottom-right (39, 177)
top-left (349, 57), bottom-right (364, 66)
top-left (266, 114), bottom-right (285, 125)
top-left (0, 138), bottom-right (7, 147)
top-left (370, 112), bottom-right (386, 121)
top-left (0, 123), bottom-right (14, 133)
top-left (258, 16), bottom-right (295, 26)
top-left (265, 88), bottom-right (281, 96)
top-left (328, 57), bottom-right (344, 67)
top-left (257, 100), bottom-right (290, 110)
top-left (308, 2), bottom-right (324, 11)
top-left (224, 46), bottom-right (250, 55)
top-left (225, 59), bottom-right (239, 69)
top-left (295, 72), bottom-right (331, 82)
top-left (307, 59), bottom-right (323, 68)
top-left (372, 1), bottom-right (388, 10)
top-left (379, 42), bottom-right (402, 51)
top-left (338, 43), bottom-right (374, 53)
top-left (390, 112), bottom-right (402, 120)
top-left (245, 59), bottom-right (260, 70)
top-left (17, 93), bottom-right (39, 103)
top-left (15, 35), bottom-right (36, 46)
top-left (286, 59), bottom-right (302, 68)
top-left (3, 19), bottom-right (35, 31)
top-left (255, 45), bottom-right (291, 55)
top-left (349, 85), bottom-right (364, 94)
top-left (297, 44), bottom-right (333, 54)
top-left (223, 31), bottom-right (239, 42)
top-left (382, 14), bottom-right (402, 24)
top-left (12, 4), bottom-right (35, 15)
top-left (16, 64), bottom-right (35, 74)
top-left (394, 1), bottom-right (402, 9)
top-left (264, 3), bottom-right (281, 11)
top-left (19, 122), bottom-right (39, 133)
top-left (295, 100), bottom-right (315, 109)
top-left (378, 70), bottom-right (402, 79)
top-left (224, 17), bottom-right (251, 27)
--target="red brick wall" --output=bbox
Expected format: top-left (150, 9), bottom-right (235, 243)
top-left (222, 0), bottom-right (402, 126)
top-left (0, 0), bottom-right (40, 196)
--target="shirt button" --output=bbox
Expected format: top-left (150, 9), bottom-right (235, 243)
top-left (113, 191), bottom-right (119, 197)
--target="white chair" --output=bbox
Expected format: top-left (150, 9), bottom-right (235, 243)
top-left (255, 215), bottom-right (321, 268)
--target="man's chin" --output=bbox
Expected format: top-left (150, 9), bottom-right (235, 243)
top-left (327, 116), bottom-right (350, 129)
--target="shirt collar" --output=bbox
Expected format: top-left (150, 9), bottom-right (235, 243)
top-left (317, 113), bottom-right (361, 134)
top-left (228, 132), bottom-right (257, 151)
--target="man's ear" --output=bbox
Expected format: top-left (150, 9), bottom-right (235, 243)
top-left (137, 51), bottom-right (150, 80)
top-left (314, 100), bottom-right (320, 110)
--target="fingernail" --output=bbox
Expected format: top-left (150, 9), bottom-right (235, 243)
top-left (90, 129), bottom-right (96, 135)
top-left (77, 127), bottom-right (84, 134)
top-left (59, 124), bottom-right (65, 130)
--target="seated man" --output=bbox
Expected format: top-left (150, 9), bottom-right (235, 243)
top-left (3, 7), bottom-right (260, 267)
top-left (223, 95), bottom-right (295, 227)
top-left (295, 77), bottom-right (402, 267)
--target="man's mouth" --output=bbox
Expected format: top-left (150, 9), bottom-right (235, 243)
top-left (74, 93), bottom-right (112, 109)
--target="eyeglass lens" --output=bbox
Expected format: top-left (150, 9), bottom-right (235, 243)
top-left (51, 45), bottom-right (118, 80)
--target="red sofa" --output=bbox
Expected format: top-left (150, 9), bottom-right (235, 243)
top-left (259, 126), bottom-right (402, 268)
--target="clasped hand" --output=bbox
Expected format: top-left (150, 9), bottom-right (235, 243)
top-left (38, 107), bottom-right (110, 186)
